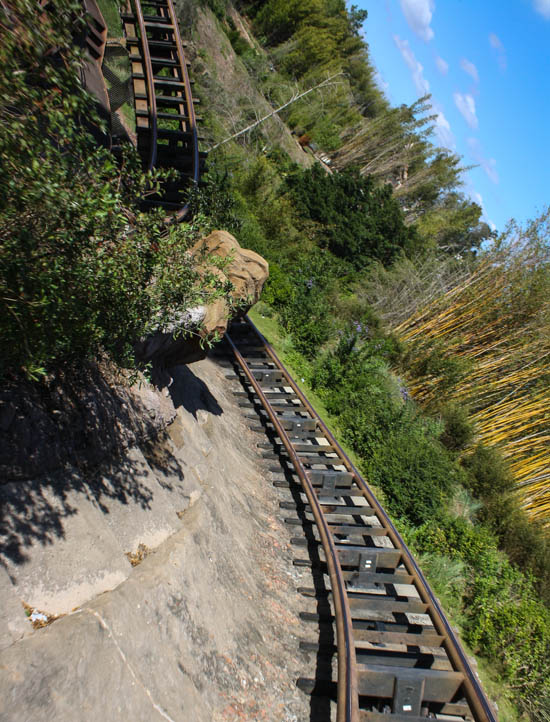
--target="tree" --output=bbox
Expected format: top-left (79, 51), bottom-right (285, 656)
top-left (287, 166), bottom-right (420, 268)
top-left (416, 193), bottom-right (496, 254)
top-left (0, 0), bottom-right (227, 378)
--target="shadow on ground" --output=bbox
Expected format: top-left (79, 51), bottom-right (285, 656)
top-left (0, 361), bottom-right (201, 573)
top-left (168, 364), bottom-right (223, 418)
top-left (0, 452), bottom-right (154, 572)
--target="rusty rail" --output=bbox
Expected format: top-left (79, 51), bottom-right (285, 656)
top-left (226, 316), bottom-right (498, 722)
top-left (121, 0), bottom-right (204, 219)
top-left (164, 0), bottom-right (199, 221)
top-left (125, 0), bottom-right (157, 168)
top-left (226, 332), bottom-right (359, 722)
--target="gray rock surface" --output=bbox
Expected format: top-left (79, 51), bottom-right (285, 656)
top-left (0, 355), bottom-right (316, 721)
top-left (0, 360), bottom-right (176, 483)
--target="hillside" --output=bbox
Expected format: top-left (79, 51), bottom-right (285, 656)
top-left (1, 0), bottom-right (549, 720)
top-left (176, 2), bottom-right (550, 719)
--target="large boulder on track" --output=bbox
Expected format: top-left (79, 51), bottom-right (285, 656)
top-left (135, 231), bottom-right (268, 381)
top-left (192, 230), bottom-right (269, 315)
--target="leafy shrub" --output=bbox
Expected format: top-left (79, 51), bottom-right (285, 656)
top-left (287, 165), bottom-right (420, 268)
top-left (203, 0), bottom-right (227, 20)
top-left (465, 556), bottom-right (550, 715)
top-left (406, 343), bottom-right (473, 393)
top-left (364, 422), bottom-right (458, 524)
top-left (437, 402), bottom-right (475, 451)
top-left (0, 0), bottom-right (228, 378)
top-left (462, 444), bottom-right (515, 499)
top-left (411, 512), bottom-right (550, 715)
top-left (413, 515), bottom-right (498, 566)
top-left (224, 19), bottom-right (251, 56)
top-left (461, 445), bottom-right (550, 600)
top-left (310, 117), bottom-right (342, 152)
top-left (416, 553), bottom-right (467, 619)
top-left (260, 262), bottom-right (294, 308)
top-left (277, 250), bottom-right (335, 356)
top-left (311, 333), bottom-right (460, 523)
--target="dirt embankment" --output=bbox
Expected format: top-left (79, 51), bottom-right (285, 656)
top-left (179, 0), bottom-right (314, 167)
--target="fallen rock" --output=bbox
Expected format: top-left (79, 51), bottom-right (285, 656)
top-left (135, 230), bottom-right (268, 374)
top-left (192, 230), bottom-right (269, 315)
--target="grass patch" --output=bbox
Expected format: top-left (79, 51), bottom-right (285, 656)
top-left (97, 0), bottom-right (123, 38)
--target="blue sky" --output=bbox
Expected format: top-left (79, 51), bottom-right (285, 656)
top-left (356, 0), bottom-right (550, 233)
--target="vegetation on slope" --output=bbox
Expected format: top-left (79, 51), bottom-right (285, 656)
top-left (391, 214), bottom-right (550, 522)
top-left (2, 0), bottom-right (548, 717)
top-left (0, 0), bottom-right (228, 380)
top-left (187, 2), bottom-right (550, 717)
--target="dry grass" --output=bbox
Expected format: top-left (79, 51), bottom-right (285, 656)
top-left (126, 543), bottom-right (151, 566)
top-left (393, 223), bottom-right (550, 522)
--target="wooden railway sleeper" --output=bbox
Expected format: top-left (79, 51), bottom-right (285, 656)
top-left (227, 316), bottom-right (495, 722)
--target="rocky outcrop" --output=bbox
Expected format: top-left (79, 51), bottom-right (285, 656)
top-left (135, 230), bottom-right (268, 375)
top-left (193, 230), bottom-right (269, 322)
top-left (0, 355), bottom-right (312, 722)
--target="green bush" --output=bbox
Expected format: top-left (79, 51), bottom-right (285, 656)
top-left (413, 515), bottom-right (498, 566)
top-left (437, 402), bottom-right (475, 450)
top-left (410, 513), bottom-right (550, 716)
top-left (407, 343), bottom-right (473, 393)
top-left (364, 422), bottom-right (458, 524)
top-left (463, 444), bottom-right (515, 499)
top-left (287, 165), bottom-right (421, 268)
top-left (461, 445), bottom-right (550, 601)
top-left (277, 250), bottom-right (335, 357)
top-left (310, 333), bottom-right (460, 523)
top-left (0, 0), bottom-right (228, 378)
top-left (203, 0), bottom-right (227, 20)
top-left (416, 553), bottom-right (467, 619)
top-left (466, 556), bottom-right (550, 715)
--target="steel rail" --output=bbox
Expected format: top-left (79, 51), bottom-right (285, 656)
top-left (226, 332), bottom-right (360, 722)
top-left (124, 0), bottom-right (200, 222)
top-left (130, 0), bottom-right (157, 169)
top-left (243, 314), bottom-right (497, 722)
top-left (164, 0), bottom-right (199, 222)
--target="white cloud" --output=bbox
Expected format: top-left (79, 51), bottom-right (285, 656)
top-left (435, 55), bottom-right (449, 75)
top-left (393, 38), bottom-right (455, 149)
top-left (460, 58), bottom-right (479, 84)
top-left (374, 69), bottom-right (390, 95)
top-left (433, 108), bottom-right (455, 148)
top-left (489, 33), bottom-right (507, 70)
top-left (534, 0), bottom-right (550, 19)
top-left (453, 92), bottom-right (478, 129)
top-left (467, 138), bottom-right (499, 184)
top-left (465, 186), bottom-right (496, 232)
top-left (393, 35), bottom-right (430, 96)
top-left (399, 0), bottom-right (435, 42)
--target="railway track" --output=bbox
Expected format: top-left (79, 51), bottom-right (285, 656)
top-left (120, 0), bottom-right (206, 218)
top-left (81, 3), bottom-right (496, 717)
top-left (14, 2), bottom-right (498, 718)
top-left (224, 316), bottom-right (497, 722)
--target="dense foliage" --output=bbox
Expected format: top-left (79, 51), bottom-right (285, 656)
top-left (196, 125), bottom-right (549, 722)
top-left (185, 0), bottom-right (550, 713)
top-left (287, 166), bottom-right (420, 267)
top-left (390, 218), bottom-right (550, 522)
top-left (0, 0), bottom-right (226, 379)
